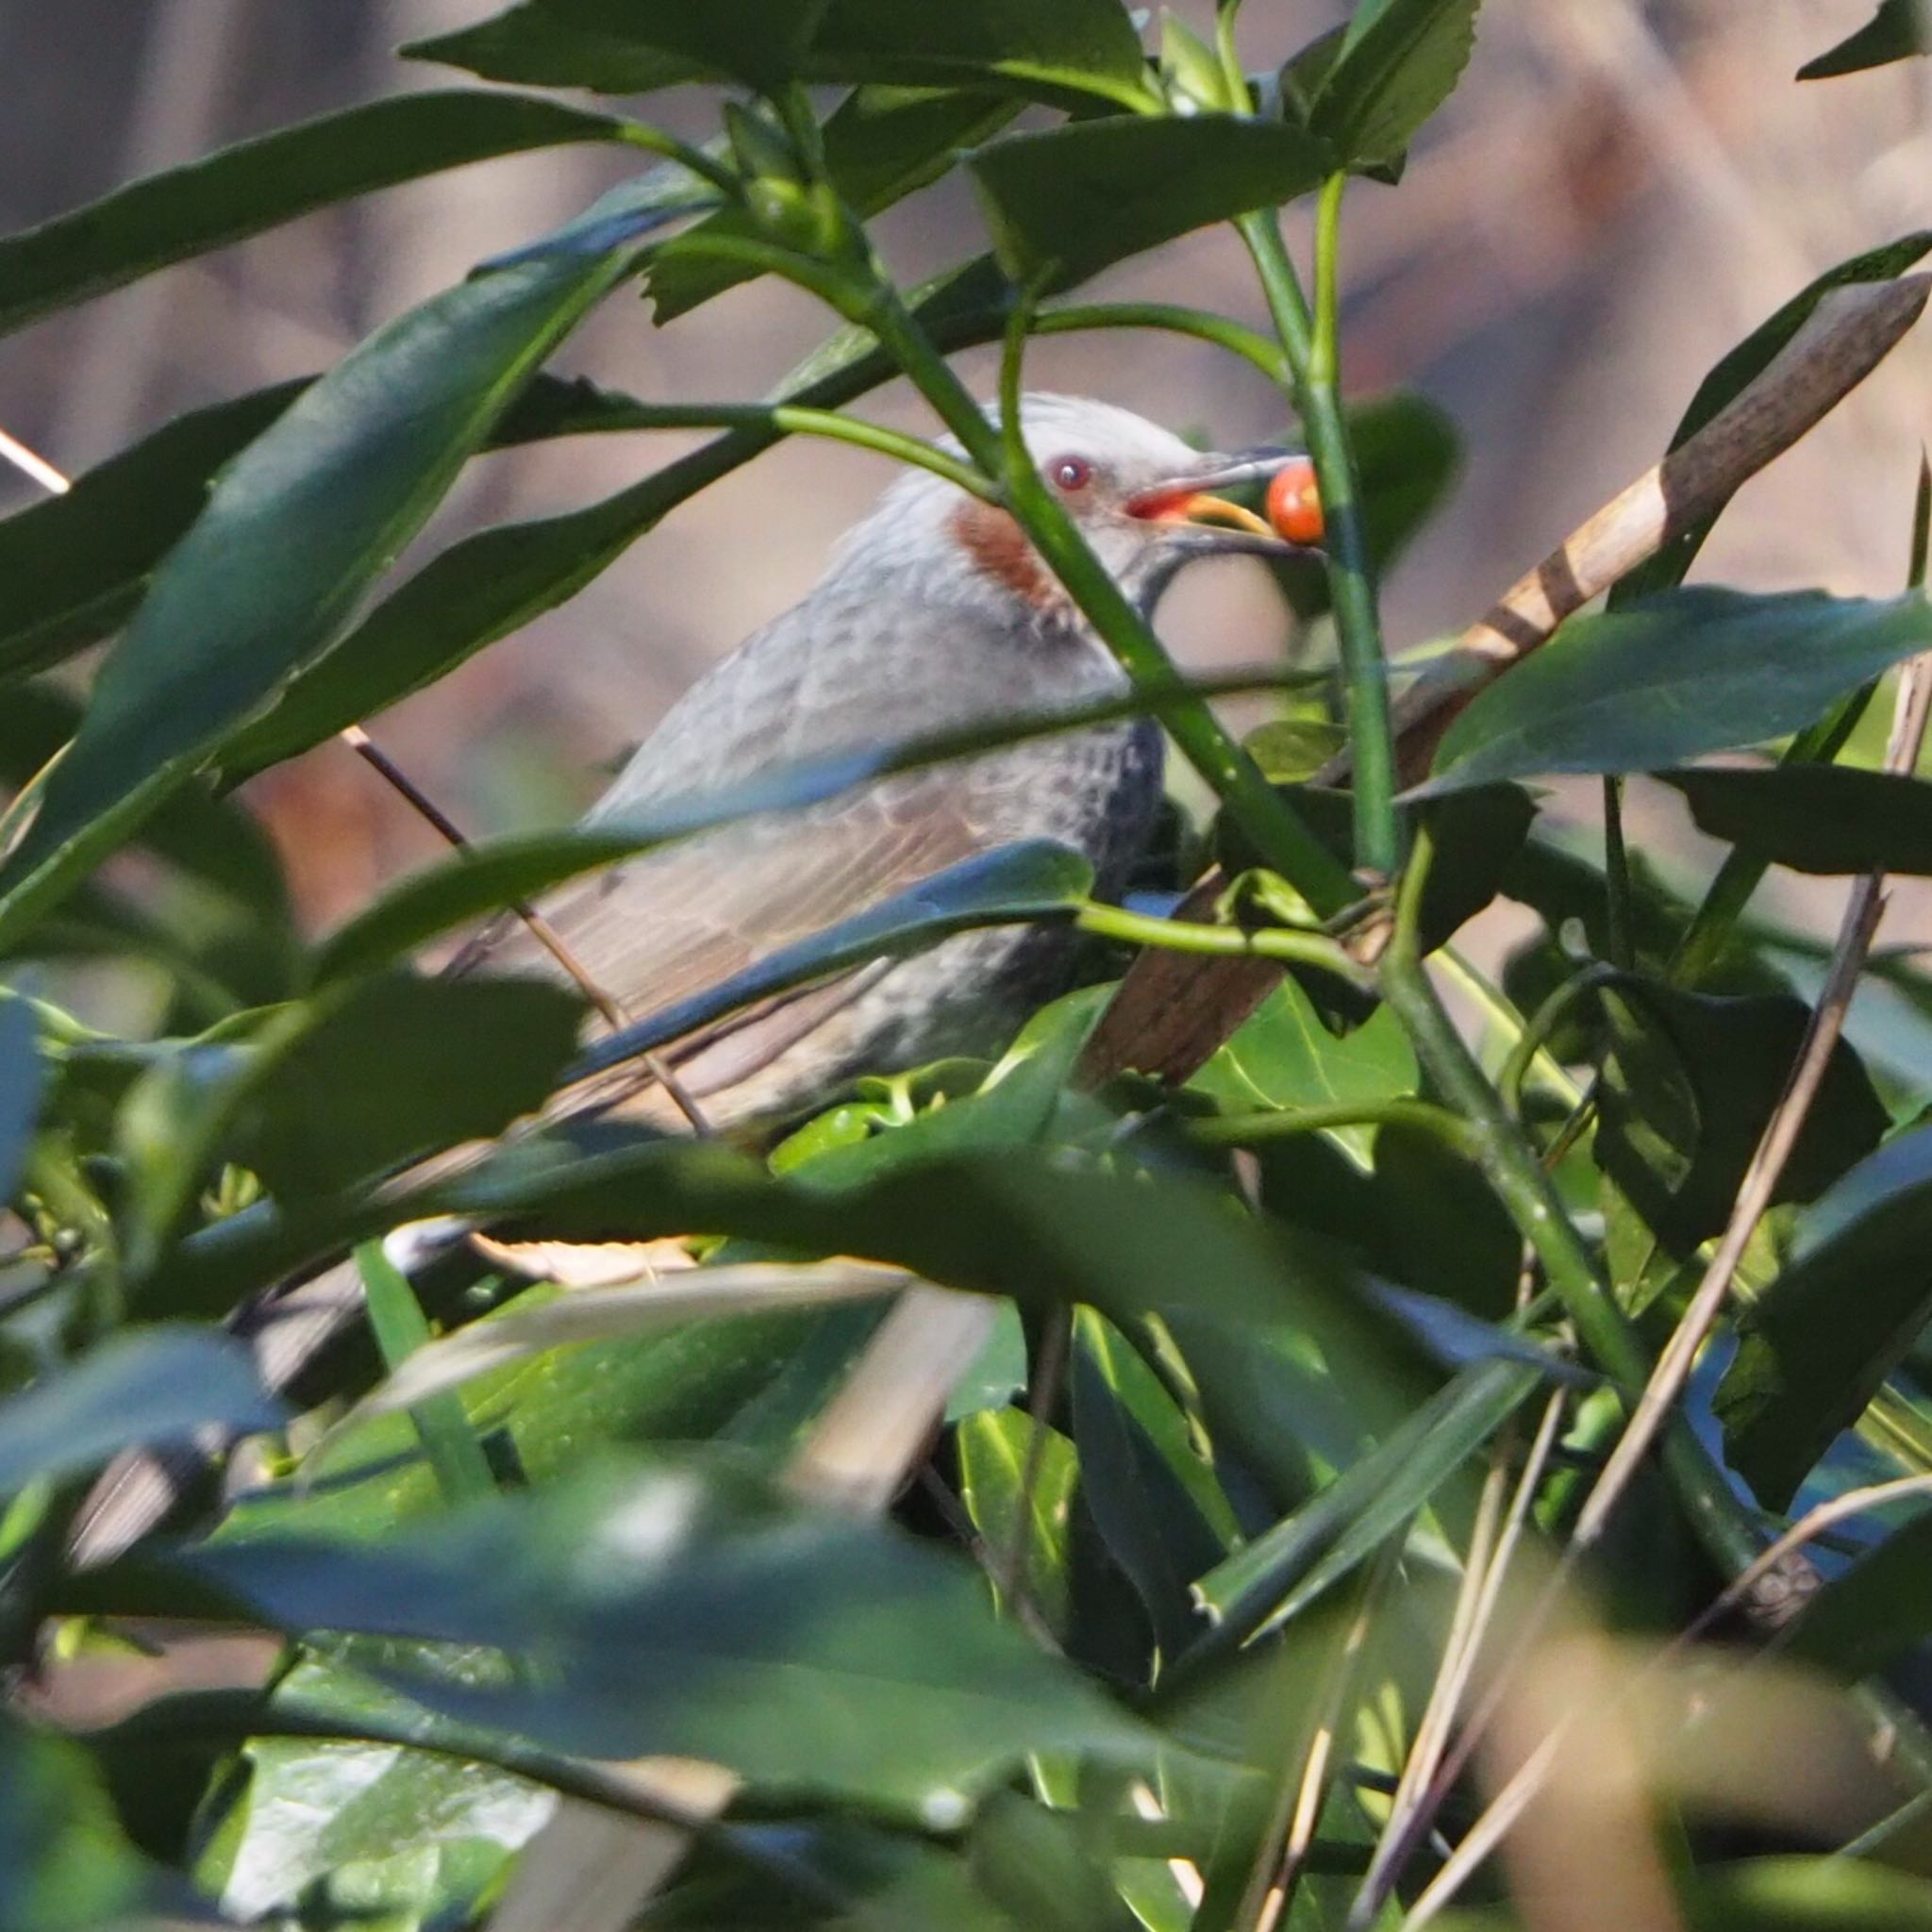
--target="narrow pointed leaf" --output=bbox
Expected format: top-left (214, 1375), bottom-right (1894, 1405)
top-left (0, 372), bottom-right (684, 690)
top-left (0, 229), bottom-right (662, 949)
top-left (0, 92), bottom-right (639, 340)
top-left (0, 1329), bottom-right (284, 1498)
top-left (1664, 765), bottom-right (1932, 874)
top-left (1421, 590), bottom-right (1932, 794)
top-left (1799, 0), bottom-right (1928, 79)
top-left (168, 1463), bottom-right (1149, 1808)
top-left (215, 257), bottom-right (1011, 782)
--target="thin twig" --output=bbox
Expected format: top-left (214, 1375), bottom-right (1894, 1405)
top-left (1349, 1389), bottom-right (1567, 1926)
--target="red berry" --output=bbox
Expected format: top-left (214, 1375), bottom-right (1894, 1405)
top-left (1266, 459), bottom-right (1325, 546)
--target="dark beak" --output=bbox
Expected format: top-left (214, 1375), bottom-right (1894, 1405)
top-left (1124, 446), bottom-right (1318, 557)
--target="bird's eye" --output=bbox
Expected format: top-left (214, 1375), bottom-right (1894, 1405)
top-left (1050, 455), bottom-right (1093, 492)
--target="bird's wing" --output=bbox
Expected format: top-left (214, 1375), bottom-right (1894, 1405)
top-left (455, 758), bottom-right (1015, 1110)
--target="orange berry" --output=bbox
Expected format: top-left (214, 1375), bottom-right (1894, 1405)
top-left (1266, 459), bottom-right (1325, 546)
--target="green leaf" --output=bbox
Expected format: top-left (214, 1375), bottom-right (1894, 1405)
top-left (564, 841), bottom-right (1095, 1086)
top-left (531, 0), bottom-right (1155, 104)
top-left (1613, 232), bottom-right (1932, 607)
top-left (0, 92), bottom-right (639, 341)
top-left (1598, 981), bottom-right (1888, 1265)
top-left (1070, 1309), bottom-right (1231, 1656)
top-left (1788, 1508), bottom-right (1932, 1683)
top-left (1664, 765), bottom-right (1932, 874)
top-left (1191, 1357), bottom-right (1539, 1642)
top-left (194, 1654), bottom-right (554, 1926)
top-left (231, 974), bottom-right (586, 1200)
top-left (0, 1714), bottom-right (152, 1932)
top-left (1422, 590), bottom-right (1932, 794)
top-left (1719, 1125), bottom-right (1932, 1508)
top-left (0, 234), bottom-right (656, 953)
top-left (1191, 975), bottom-right (1417, 1162)
top-left (406, 4), bottom-right (708, 91)
top-left (170, 1461), bottom-right (1149, 1811)
top-left (1799, 0), bottom-right (1928, 79)
top-left (968, 116), bottom-right (1333, 288)
top-left (1307, 0), bottom-right (1482, 168)
top-left (213, 257), bottom-right (1012, 783)
top-left (0, 998), bottom-right (41, 1206)
top-left (0, 1328), bottom-right (284, 1499)
top-left (957, 1407), bottom-right (1079, 1639)
top-left (0, 372), bottom-right (680, 691)
top-left (648, 85), bottom-right (1017, 323)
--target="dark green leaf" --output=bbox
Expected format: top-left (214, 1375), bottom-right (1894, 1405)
top-left (0, 235), bottom-right (652, 952)
top-left (1719, 1125), bottom-right (1932, 1507)
top-left (1422, 590), bottom-right (1932, 794)
top-left (214, 257), bottom-right (1012, 783)
top-left (0, 372), bottom-right (679, 691)
top-left (1799, 0), bottom-right (1928, 79)
top-left (1790, 1506), bottom-right (1932, 1680)
top-left (1191, 1358), bottom-right (1539, 1642)
top-left (0, 92), bottom-right (637, 341)
top-left (649, 86), bottom-right (1017, 323)
top-left (1307, 0), bottom-right (1481, 168)
top-left (405, 4), bottom-right (708, 91)
top-left (536, 0), bottom-right (1154, 104)
top-left (1613, 233), bottom-right (1932, 606)
top-left (0, 1714), bottom-right (152, 1932)
top-left (0, 1328), bottom-right (284, 1498)
top-left (232, 974), bottom-right (585, 1199)
top-left (565, 842), bottom-right (1094, 1085)
top-left (0, 998), bottom-right (41, 1206)
top-left (170, 1462), bottom-right (1148, 1809)
top-left (968, 117), bottom-right (1333, 288)
top-left (1598, 981), bottom-right (1888, 1265)
top-left (1070, 1310), bottom-right (1229, 1655)
top-left (1665, 765), bottom-right (1932, 874)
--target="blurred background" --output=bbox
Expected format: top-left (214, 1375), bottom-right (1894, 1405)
top-left (2, 0), bottom-right (1929, 988)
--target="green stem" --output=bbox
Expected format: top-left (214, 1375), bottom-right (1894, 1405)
top-left (1190, 1098), bottom-right (1482, 1159)
top-left (355, 1242), bottom-right (496, 1508)
top-left (595, 401), bottom-right (992, 499)
top-left (1670, 690), bottom-right (1872, 987)
top-left (611, 123), bottom-right (741, 197)
top-left (1380, 828), bottom-right (1758, 1578)
top-left (854, 275), bottom-right (1357, 917)
top-left (1602, 776), bottom-right (1634, 971)
top-left (1498, 963), bottom-right (1628, 1121)
top-left (1240, 208), bottom-right (1399, 880)
top-left (1074, 901), bottom-right (1372, 991)
top-left (1033, 303), bottom-right (1289, 382)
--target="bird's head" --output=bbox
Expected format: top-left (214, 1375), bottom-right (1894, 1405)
top-left (826, 392), bottom-right (1317, 627)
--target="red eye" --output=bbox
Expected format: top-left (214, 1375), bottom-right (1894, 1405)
top-left (1050, 455), bottom-right (1093, 492)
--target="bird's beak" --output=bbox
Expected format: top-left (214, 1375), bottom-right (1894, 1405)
top-left (1124, 447), bottom-right (1317, 557)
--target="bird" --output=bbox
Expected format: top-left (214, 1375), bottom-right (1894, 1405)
top-left (455, 391), bottom-right (1304, 1124)
top-left (67, 392), bottom-right (1308, 1559)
